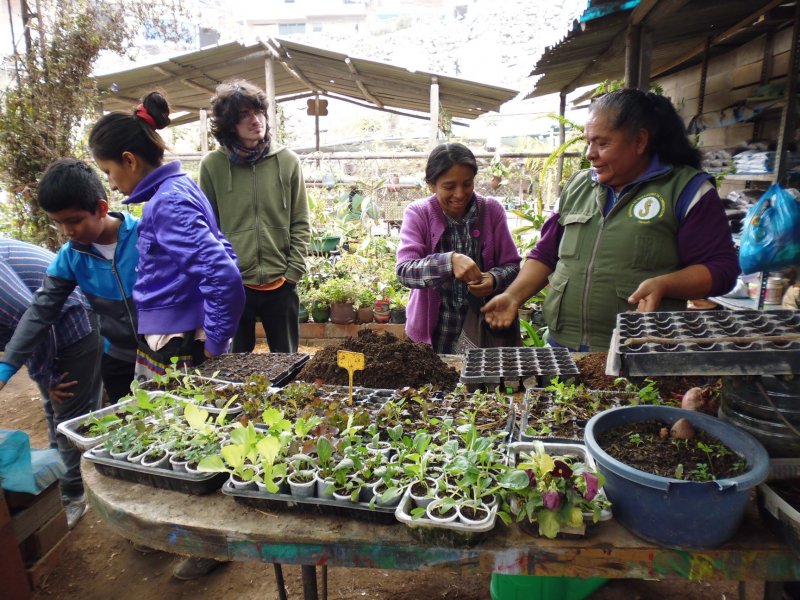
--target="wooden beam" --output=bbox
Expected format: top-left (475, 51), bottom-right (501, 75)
top-left (625, 24), bottom-right (641, 89)
top-left (344, 57), bottom-right (383, 109)
top-left (180, 79), bottom-right (216, 95)
top-left (651, 0), bottom-right (787, 77)
top-left (320, 91), bottom-right (469, 127)
top-left (430, 77), bottom-right (440, 149)
top-left (774, 1), bottom-right (800, 184)
top-left (263, 38), bottom-right (324, 95)
top-left (265, 56), bottom-right (278, 142)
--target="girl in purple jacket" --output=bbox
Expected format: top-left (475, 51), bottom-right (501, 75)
top-left (396, 143), bottom-right (521, 354)
top-left (89, 91), bottom-right (245, 381)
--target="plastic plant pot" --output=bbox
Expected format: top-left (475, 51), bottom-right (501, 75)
top-left (584, 405), bottom-right (769, 549)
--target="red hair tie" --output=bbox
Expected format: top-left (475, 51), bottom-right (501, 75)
top-left (135, 104), bottom-right (158, 129)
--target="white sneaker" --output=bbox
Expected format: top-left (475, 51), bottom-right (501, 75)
top-left (64, 496), bottom-right (88, 530)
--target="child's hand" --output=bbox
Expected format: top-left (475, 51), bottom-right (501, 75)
top-left (49, 372), bottom-right (78, 403)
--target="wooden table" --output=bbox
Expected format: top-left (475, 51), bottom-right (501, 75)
top-left (84, 465), bottom-right (800, 599)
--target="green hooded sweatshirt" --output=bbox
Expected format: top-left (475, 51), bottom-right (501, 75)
top-left (199, 144), bottom-right (310, 285)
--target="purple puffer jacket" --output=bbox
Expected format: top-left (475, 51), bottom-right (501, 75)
top-left (396, 194), bottom-right (521, 346)
top-left (123, 162), bottom-right (245, 355)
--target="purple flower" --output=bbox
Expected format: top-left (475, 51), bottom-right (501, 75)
top-left (582, 472), bottom-right (599, 501)
top-left (525, 469), bottom-right (537, 487)
top-left (552, 460), bottom-right (573, 479)
top-left (542, 490), bottom-right (563, 510)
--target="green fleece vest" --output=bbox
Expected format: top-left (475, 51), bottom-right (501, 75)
top-left (543, 165), bottom-right (702, 351)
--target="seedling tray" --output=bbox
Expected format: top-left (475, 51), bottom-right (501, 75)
top-left (196, 352), bottom-right (310, 387)
top-left (519, 388), bottom-right (639, 442)
top-left (58, 397), bottom-right (139, 451)
top-left (460, 347), bottom-right (579, 391)
top-left (394, 486), bottom-right (498, 547)
top-left (221, 480), bottom-right (398, 524)
top-left (84, 449), bottom-right (227, 495)
top-left (614, 310), bottom-right (800, 376)
top-left (507, 441), bottom-right (612, 527)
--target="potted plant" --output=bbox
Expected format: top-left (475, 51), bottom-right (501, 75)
top-left (584, 405), bottom-right (769, 548)
top-left (389, 291), bottom-right (408, 324)
top-left (373, 295), bottom-right (391, 323)
top-left (320, 277), bottom-right (357, 324)
top-left (354, 286), bottom-right (376, 324)
top-left (308, 289), bottom-right (331, 324)
top-left (487, 157), bottom-right (510, 190)
top-left (504, 441), bottom-right (610, 539)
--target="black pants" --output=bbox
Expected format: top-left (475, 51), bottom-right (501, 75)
top-left (101, 353), bottom-right (136, 404)
top-left (233, 283), bottom-right (299, 353)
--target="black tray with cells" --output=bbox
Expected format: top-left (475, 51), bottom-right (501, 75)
top-left (459, 347), bottom-right (579, 391)
top-left (615, 310), bottom-right (800, 376)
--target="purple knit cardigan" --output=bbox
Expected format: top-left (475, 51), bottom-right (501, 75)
top-left (396, 194), bottom-right (521, 345)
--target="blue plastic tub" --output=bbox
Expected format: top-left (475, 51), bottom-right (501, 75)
top-left (489, 574), bottom-right (607, 600)
top-left (584, 405), bottom-right (769, 549)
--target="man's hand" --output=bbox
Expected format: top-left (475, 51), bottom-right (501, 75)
top-left (451, 253), bottom-right (482, 283)
top-left (49, 372), bottom-right (78, 403)
top-left (482, 292), bottom-right (520, 329)
top-left (467, 273), bottom-right (494, 298)
top-left (628, 278), bottom-right (668, 312)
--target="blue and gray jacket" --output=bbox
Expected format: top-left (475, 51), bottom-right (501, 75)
top-left (2, 212), bottom-right (140, 372)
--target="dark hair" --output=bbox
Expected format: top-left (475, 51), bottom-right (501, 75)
top-left (590, 89), bottom-right (701, 169)
top-left (89, 91), bottom-right (170, 166)
top-left (424, 143), bottom-right (478, 184)
top-left (209, 80), bottom-right (270, 148)
top-left (38, 158), bottom-right (107, 214)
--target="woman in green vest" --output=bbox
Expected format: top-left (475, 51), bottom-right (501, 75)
top-left (483, 89), bottom-right (739, 352)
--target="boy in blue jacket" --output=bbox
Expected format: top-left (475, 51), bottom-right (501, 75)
top-left (0, 158), bottom-right (139, 402)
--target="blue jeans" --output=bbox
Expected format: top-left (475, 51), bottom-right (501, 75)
top-left (37, 318), bottom-right (103, 499)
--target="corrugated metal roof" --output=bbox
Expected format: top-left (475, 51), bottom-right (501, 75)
top-left (94, 39), bottom-right (518, 125)
top-left (528, 0), bottom-right (796, 98)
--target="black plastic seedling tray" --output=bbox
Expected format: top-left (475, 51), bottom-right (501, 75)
top-left (460, 347), bottom-right (579, 391)
top-left (196, 352), bottom-right (310, 387)
top-left (84, 450), bottom-right (227, 495)
top-left (221, 481), bottom-right (398, 524)
top-left (614, 310), bottom-right (800, 376)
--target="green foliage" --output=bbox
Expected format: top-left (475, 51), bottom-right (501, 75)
top-left (0, 0), bottom-right (190, 248)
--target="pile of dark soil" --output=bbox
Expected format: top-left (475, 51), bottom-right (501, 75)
top-left (296, 330), bottom-right (460, 390)
top-left (576, 353), bottom-right (617, 390)
top-left (598, 419), bottom-right (746, 481)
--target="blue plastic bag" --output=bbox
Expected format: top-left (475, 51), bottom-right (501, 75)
top-left (739, 183), bottom-right (800, 274)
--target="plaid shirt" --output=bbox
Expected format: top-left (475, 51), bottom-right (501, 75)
top-left (0, 239), bottom-right (92, 386)
top-left (397, 200), bottom-right (518, 353)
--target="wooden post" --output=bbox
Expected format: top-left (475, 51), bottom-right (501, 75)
top-left (774, 0), bottom-right (800, 185)
top-left (314, 94), bottom-right (320, 152)
top-left (265, 56), bottom-right (278, 143)
top-left (637, 28), bottom-right (652, 91)
top-left (199, 109), bottom-right (208, 154)
top-left (429, 77), bottom-right (440, 149)
top-left (624, 24), bottom-right (641, 89)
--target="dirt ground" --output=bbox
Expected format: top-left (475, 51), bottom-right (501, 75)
top-left (0, 347), bottom-right (761, 600)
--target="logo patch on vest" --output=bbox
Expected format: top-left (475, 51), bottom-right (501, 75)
top-left (628, 193), bottom-right (665, 222)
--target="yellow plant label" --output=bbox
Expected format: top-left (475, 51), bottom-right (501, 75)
top-left (337, 350), bottom-right (365, 371)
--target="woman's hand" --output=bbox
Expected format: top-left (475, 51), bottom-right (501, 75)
top-left (628, 278), bottom-right (668, 312)
top-left (482, 292), bottom-right (520, 329)
top-left (467, 273), bottom-right (495, 298)
top-left (451, 253), bottom-right (482, 283)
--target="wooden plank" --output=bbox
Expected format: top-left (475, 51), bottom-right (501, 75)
top-left (736, 36), bottom-right (767, 68)
top-left (0, 494), bottom-right (31, 600)
top-left (18, 509), bottom-right (68, 564)
top-left (26, 534), bottom-right (68, 590)
top-left (10, 484), bottom-right (63, 544)
top-left (732, 62), bottom-right (765, 89)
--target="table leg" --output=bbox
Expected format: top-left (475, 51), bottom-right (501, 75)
top-left (273, 563), bottom-right (288, 600)
top-left (301, 564), bottom-right (319, 600)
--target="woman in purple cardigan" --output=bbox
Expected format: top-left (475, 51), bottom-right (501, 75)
top-left (396, 143), bottom-right (521, 354)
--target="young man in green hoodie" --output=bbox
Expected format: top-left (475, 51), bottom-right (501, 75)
top-left (199, 79), bottom-right (310, 353)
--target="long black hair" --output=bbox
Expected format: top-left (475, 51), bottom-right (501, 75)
top-left (89, 91), bottom-right (170, 166)
top-left (424, 143), bottom-right (478, 185)
top-left (591, 89), bottom-right (701, 169)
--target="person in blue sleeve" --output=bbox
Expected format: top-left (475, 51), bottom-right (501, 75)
top-left (88, 90), bottom-right (245, 383)
top-left (0, 158), bottom-right (139, 403)
top-left (0, 239), bottom-right (103, 529)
